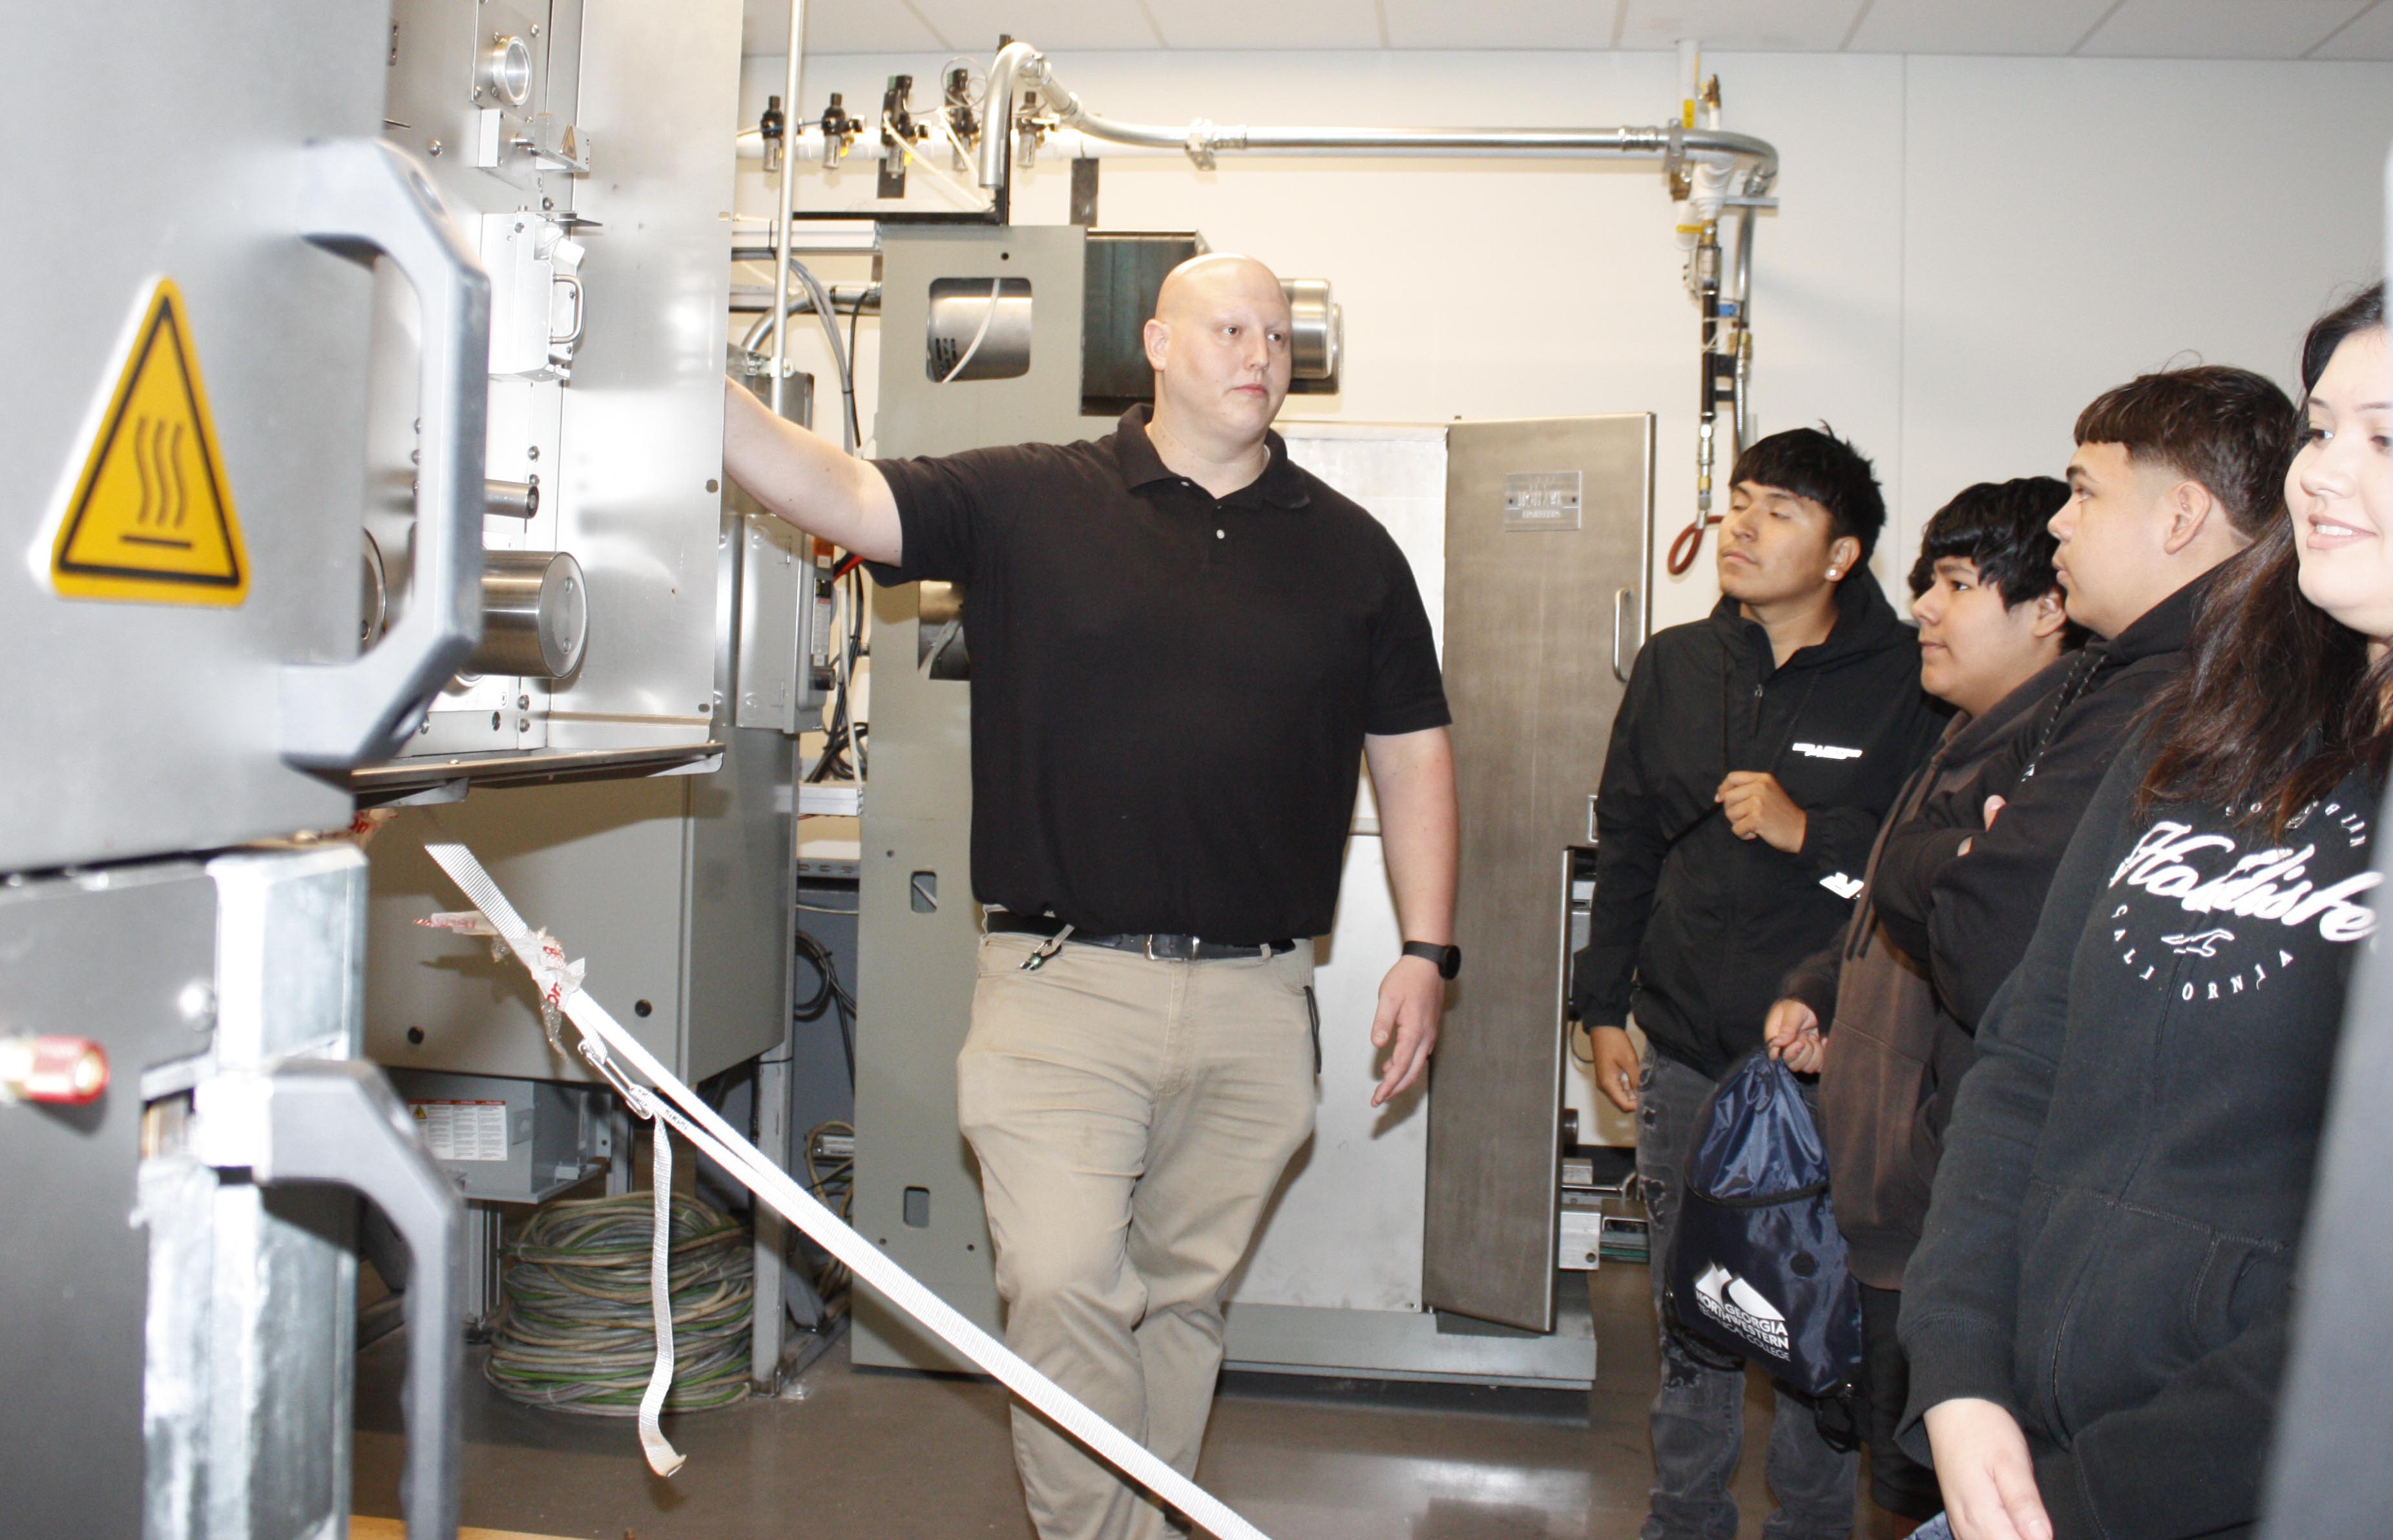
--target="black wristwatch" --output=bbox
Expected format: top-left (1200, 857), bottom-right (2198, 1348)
top-left (1402, 941), bottom-right (1462, 981)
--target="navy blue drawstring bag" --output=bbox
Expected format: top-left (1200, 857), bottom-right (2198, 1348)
top-left (1663, 1052), bottom-right (1863, 1400)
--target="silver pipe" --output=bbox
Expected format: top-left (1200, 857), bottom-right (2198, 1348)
top-left (977, 41), bottom-right (1050, 190)
top-left (1732, 207), bottom-right (1757, 452)
top-left (977, 44), bottom-right (1776, 197)
top-left (769, 0), bottom-right (805, 415)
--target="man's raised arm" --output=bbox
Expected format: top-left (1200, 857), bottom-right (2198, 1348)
top-left (721, 377), bottom-right (904, 565)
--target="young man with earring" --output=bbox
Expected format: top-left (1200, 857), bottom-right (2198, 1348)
top-left (1573, 426), bottom-right (1945, 1540)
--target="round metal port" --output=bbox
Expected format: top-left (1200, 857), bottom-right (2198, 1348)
top-left (468, 549), bottom-right (587, 679)
top-left (481, 35), bottom-right (534, 110)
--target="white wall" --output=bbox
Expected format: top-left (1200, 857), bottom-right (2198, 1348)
top-left (739, 48), bottom-right (2393, 630)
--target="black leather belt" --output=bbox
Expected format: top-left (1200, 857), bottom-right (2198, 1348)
top-left (987, 911), bottom-right (1297, 962)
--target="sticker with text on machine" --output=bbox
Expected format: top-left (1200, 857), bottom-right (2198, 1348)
top-left (48, 278), bottom-right (249, 605)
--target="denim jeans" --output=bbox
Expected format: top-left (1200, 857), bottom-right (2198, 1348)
top-left (1636, 1046), bottom-right (1858, 1540)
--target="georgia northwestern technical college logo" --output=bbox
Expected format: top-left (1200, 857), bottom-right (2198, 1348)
top-left (1693, 1263), bottom-right (1790, 1357)
top-left (2106, 798), bottom-right (2379, 1002)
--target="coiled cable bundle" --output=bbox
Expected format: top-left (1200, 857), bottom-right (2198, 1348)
top-left (485, 1191), bottom-right (753, 1416)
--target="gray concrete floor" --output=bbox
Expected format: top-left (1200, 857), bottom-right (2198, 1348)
top-left (355, 1265), bottom-right (1900, 1539)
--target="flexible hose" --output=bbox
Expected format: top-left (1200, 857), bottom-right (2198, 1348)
top-left (484, 1191), bottom-right (753, 1417)
top-left (738, 257), bottom-right (858, 452)
top-left (939, 276), bottom-right (1007, 384)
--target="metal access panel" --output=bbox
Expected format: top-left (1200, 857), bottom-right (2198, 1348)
top-left (0, 1), bottom-right (392, 869)
top-left (852, 224), bottom-right (1087, 1370)
top-left (362, 724), bottom-right (792, 1085)
top-left (1422, 415), bottom-right (1652, 1332)
top-left (375, 0), bottom-right (740, 761)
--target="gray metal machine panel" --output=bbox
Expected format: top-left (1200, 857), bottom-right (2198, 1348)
top-left (365, 736), bottom-right (788, 1084)
top-left (547, 0), bottom-right (742, 751)
top-left (852, 815), bottom-right (999, 1371)
top-left (378, 0), bottom-right (583, 759)
top-left (0, 864), bottom-right (217, 1539)
top-left (871, 225), bottom-right (1091, 471)
top-left (852, 225), bottom-right (1087, 1369)
top-left (1421, 415), bottom-right (1653, 1332)
top-left (685, 728), bottom-right (800, 1076)
top-left (368, 778), bottom-right (691, 1081)
top-left (0, 3), bottom-right (385, 869)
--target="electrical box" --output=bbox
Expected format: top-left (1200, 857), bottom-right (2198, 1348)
top-left (388, 1068), bottom-right (611, 1203)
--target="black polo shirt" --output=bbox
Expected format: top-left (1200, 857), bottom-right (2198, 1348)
top-left (868, 406), bottom-right (1448, 944)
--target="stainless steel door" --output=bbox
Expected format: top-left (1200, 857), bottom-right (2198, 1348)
top-left (1423, 415), bottom-right (1653, 1331)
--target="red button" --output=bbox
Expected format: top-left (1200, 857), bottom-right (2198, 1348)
top-left (1, 1035), bottom-right (110, 1106)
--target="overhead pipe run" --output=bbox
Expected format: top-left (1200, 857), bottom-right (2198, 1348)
top-left (741, 38), bottom-right (1779, 588)
top-left (962, 40), bottom-right (1776, 582)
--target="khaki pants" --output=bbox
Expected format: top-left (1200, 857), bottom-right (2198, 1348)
top-left (959, 931), bottom-right (1319, 1540)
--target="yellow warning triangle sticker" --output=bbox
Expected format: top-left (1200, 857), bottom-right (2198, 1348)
top-left (50, 278), bottom-right (249, 605)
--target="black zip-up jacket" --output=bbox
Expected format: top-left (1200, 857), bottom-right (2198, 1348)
top-left (1899, 744), bottom-right (2379, 1539)
top-left (1778, 654), bottom-right (2072, 1287)
top-left (1572, 578), bottom-right (1947, 1080)
top-left (1873, 572), bottom-right (2213, 1030)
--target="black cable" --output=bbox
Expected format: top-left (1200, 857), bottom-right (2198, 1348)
top-left (845, 287), bottom-right (868, 450)
top-left (794, 928), bottom-right (857, 1088)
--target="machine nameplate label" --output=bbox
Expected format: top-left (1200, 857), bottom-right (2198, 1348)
top-left (1503, 470), bottom-right (1582, 531)
top-left (49, 279), bottom-right (249, 605)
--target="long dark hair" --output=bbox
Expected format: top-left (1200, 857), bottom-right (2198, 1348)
top-left (2138, 283), bottom-right (2392, 831)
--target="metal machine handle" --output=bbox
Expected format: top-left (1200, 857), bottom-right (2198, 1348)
top-left (1610, 585), bottom-right (1640, 684)
top-left (549, 272), bottom-right (585, 348)
top-left (281, 138), bottom-right (490, 769)
top-left (194, 1059), bottom-right (464, 1540)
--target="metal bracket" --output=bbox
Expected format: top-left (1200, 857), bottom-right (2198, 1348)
top-left (193, 1060), bottom-right (463, 1540)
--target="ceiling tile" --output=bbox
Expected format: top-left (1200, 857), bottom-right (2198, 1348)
top-left (906, 0), bottom-right (1165, 54)
top-left (1149, 0), bottom-right (1384, 48)
top-left (2308, 0), bottom-right (2393, 58)
top-left (1379, 0), bottom-right (1616, 49)
top-left (744, 0), bottom-right (943, 56)
top-left (1616, 0), bottom-right (1874, 52)
top-left (1846, 0), bottom-right (2115, 55)
top-left (2079, 0), bottom-right (2374, 59)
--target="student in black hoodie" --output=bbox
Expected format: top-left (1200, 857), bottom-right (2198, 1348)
top-left (1764, 479), bottom-right (2080, 1533)
top-left (1903, 284), bottom-right (2392, 1540)
top-left (1872, 367), bottom-right (2296, 1034)
top-left (1574, 427), bottom-right (1946, 1540)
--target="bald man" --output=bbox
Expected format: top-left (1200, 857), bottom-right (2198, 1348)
top-left (723, 255), bottom-right (1458, 1540)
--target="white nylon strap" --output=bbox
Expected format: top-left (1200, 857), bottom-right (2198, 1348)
top-left (636, 1109), bottom-right (686, 1477)
top-left (423, 843), bottom-right (1273, 1540)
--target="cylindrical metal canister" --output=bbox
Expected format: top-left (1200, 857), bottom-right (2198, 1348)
top-left (466, 549), bottom-right (587, 678)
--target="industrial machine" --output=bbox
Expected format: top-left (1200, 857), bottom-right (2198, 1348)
top-left (2, 0), bottom-right (781, 1532)
top-left (1, 3), bottom-right (478, 1534)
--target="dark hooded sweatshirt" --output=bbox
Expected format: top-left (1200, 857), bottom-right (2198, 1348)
top-left (1873, 572), bottom-right (2213, 1030)
top-left (1573, 578), bottom-right (1947, 1080)
top-left (1898, 742), bottom-right (2378, 1540)
top-left (1779, 654), bottom-right (2073, 1288)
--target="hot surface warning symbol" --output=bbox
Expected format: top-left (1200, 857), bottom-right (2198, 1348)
top-left (50, 279), bottom-right (249, 605)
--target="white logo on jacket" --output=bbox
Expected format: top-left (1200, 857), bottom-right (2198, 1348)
top-left (1792, 743), bottom-right (1865, 760)
top-left (2104, 800), bottom-right (2378, 999)
top-left (2108, 824), bottom-right (2379, 943)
